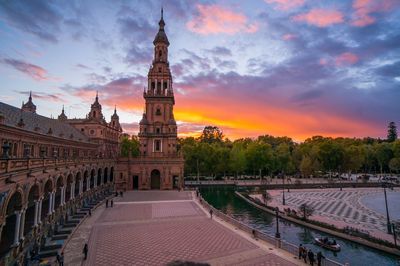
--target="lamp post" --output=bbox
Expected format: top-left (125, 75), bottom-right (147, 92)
top-left (275, 207), bottom-right (280, 238)
top-left (392, 223), bottom-right (397, 248)
top-left (383, 183), bottom-right (392, 234)
top-left (282, 173), bottom-right (286, 205)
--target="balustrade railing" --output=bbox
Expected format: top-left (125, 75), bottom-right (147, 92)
top-left (198, 194), bottom-right (343, 266)
top-left (0, 157), bottom-right (115, 175)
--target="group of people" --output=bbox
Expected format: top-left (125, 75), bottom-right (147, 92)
top-left (298, 244), bottom-right (325, 266)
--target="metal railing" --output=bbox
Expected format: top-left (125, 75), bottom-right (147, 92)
top-left (198, 194), bottom-right (343, 266)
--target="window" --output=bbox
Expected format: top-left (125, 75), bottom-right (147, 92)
top-left (156, 108), bottom-right (161, 116)
top-left (159, 51), bottom-right (162, 57)
top-left (158, 67), bottom-right (162, 72)
top-left (156, 128), bottom-right (160, 134)
top-left (90, 129), bottom-right (95, 135)
top-left (163, 82), bottom-right (168, 89)
top-left (151, 82), bottom-right (155, 89)
top-left (154, 140), bottom-right (161, 152)
top-left (81, 128), bottom-right (84, 132)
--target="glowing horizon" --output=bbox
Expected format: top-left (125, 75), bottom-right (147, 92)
top-left (0, 0), bottom-right (399, 141)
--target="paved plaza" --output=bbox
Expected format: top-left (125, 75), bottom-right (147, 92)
top-left (64, 191), bottom-right (302, 266)
top-left (266, 188), bottom-right (400, 241)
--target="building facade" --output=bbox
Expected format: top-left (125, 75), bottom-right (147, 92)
top-left (0, 95), bottom-right (119, 264)
top-left (115, 10), bottom-right (184, 191)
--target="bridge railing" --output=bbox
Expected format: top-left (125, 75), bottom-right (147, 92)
top-left (198, 194), bottom-right (344, 266)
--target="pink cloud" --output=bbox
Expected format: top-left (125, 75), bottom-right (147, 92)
top-left (186, 4), bottom-right (258, 35)
top-left (292, 9), bottom-right (344, 27)
top-left (265, 0), bottom-right (305, 11)
top-left (2, 58), bottom-right (49, 81)
top-left (351, 0), bottom-right (397, 27)
top-left (282, 33), bottom-right (297, 41)
top-left (335, 52), bottom-right (359, 66)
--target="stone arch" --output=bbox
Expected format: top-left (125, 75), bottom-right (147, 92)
top-left (97, 168), bottom-right (102, 186)
top-left (150, 169), bottom-right (161, 190)
top-left (41, 179), bottom-right (53, 221)
top-left (0, 190), bottom-right (23, 256)
top-left (110, 167), bottom-right (114, 183)
top-left (75, 172), bottom-right (81, 196)
top-left (104, 167), bottom-right (109, 184)
top-left (54, 176), bottom-right (64, 210)
top-left (66, 174), bottom-right (73, 202)
top-left (90, 169), bottom-right (96, 189)
top-left (83, 170), bottom-right (89, 192)
top-left (23, 183), bottom-right (39, 236)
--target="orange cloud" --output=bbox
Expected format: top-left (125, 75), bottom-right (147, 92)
top-left (265, 0), bottom-right (305, 10)
top-left (335, 52), bottom-right (359, 66)
top-left (173, 92), bottom-right (379, 141)
top-left (292, 9), bottom-right (344, 27)
top-left (186, 4), bottom-right (258, 35)
top-left (351, 0), bottom-right (396, 27)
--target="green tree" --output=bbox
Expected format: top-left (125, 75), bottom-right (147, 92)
top-left (343, 145), bottom-right (365, 173)
top-left (389, 158), bottom-right (400, 173)
top-left (246, 141), bottom-right (273, 177)
top-left (229, 142), bottom-right (247, 177)
top-left (318, 140), bottom-right (345, 176)
top-left (387, 122), bottom-right (398, 142)
top-left (199, 126), bottom-right (224, 144)
top-left (300, 156), bottom-right (313, 177)
top-left (374, 142), bottom-right (393, 174)
top-left (120, 136), bottom-right (139, 157)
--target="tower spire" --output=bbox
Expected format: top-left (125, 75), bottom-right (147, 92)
top-left (96, 90), bottom-right (99, 102)
top-left (161, 7), bottom-right (163, 20)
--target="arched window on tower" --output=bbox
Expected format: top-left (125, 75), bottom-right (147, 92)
top-left (159, 50), bottom-right (162, 58)
top-left (93, 111), bottom-right (96, 118)
top-left (156, 108), bottom-right (161, 116)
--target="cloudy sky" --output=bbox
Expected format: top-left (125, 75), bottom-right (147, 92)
top-left (0, 0), bottom-right (399, 141)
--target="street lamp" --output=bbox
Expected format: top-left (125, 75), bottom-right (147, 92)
top-left (281, 173), bottom-right (286, 205)
top-left (383, 183), bottom-right (392, 234)
top-left (275, 207), bottom-right (280, 238)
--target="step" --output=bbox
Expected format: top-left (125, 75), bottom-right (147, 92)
top-left (41, 244), bottom-right (62, 251)
top-left (39, 250), bottom-right (59, 258)
top-left (55, 229), bottom-right (72, 235)
top-left (62, 223), bottom-right (77, 229)
top-left (52, 234), bottom-right (68, 240)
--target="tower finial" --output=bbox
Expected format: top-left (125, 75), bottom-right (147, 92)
top-left (96, 90), bottom-right (99, 102)
top-left (29, 91), bottom-right (32, 101)
top-left (161, 6), bottom-right (163, 20)
top-left (114, 105), bottom-right (117, 114)
top-left (62, 105), bottom-right (65, 112)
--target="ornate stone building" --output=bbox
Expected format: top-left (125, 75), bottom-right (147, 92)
top-left (115, 10), bottom-right (184, 190)
top-left (0, 94), bottom-right (120, 264)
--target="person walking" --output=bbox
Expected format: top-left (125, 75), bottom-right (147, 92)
top-left (298, 244), bottom-right (303, 259)
top-left (106, 199), bottom-right (109, 208)
top-left (317, 251), bottom-right (325, 266)
top-left (302, 247), bottom-right (307, 263)
top-left (83, 243), bottom-right (88, 260)
top-left (56, 252), bottom-right (64, 266)
top-left (111, 199), bottom-right (114, 207)
top-left (209, 209), bottom-right (213, 219)
top-left (308, 249), bottom-right (315, 266)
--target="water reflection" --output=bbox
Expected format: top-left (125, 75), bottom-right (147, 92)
top-left (201, 186), bottom-right (399, 266)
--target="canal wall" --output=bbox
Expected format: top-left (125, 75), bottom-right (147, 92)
top-left (235, 191), bottom-right (400, 257)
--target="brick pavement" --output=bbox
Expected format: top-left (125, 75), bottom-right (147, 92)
top-left (65, 191), bottom-right (303, 266)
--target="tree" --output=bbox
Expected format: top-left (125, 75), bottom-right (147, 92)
top-left (229, 142), bottom-right (247, 177)
top-left (387, 122), bottom-right (398, 142)
top-left (300, 156), bottom-right (313, 177)
top-left (120, 136), bottom-right (139, 157)
top-left (389, 158), bottom-right (400, 173)
top-left (199, 126), bottom-right (224, 144)
top-left (374, 142), bottom-right (393, 174)
top-left (299, 203), bottom-right (314, 220)
top-left (318, 140), bottom-right (345, 176)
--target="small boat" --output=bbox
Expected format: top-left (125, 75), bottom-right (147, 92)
top-left (314, 237), bottom-right (341, 252)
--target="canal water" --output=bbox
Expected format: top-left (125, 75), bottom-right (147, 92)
top-left (201, 186), bottom-right (399, 266)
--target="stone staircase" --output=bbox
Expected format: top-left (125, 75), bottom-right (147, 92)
top-left (36, 191), bottom-right (113, 261)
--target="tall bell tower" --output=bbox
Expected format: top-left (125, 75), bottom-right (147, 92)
top-left (120, 8), bottom-right (184, 191)
top-left (139, 8), bottom-right (177, 157)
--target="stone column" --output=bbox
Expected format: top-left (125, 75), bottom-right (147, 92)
top-left (33, 200), bottom-right (39, 226)
top-left (70, 182), bottom-right (75, 200)
top-left (13, 211), bottom-right (22, 245)
top-left (87, 178), bottom-right (90, 191)
top-left (79, 180), bottom-right (83, 195)
top-left (38, 198), bottom-right (42, 224)
top-left (52, 191), bottom-right (56, 213)
top-left (19, 208), bottom-right (26, 240)
top-left (48, 193), bottom-right (53, 215)
top-left (94, 176), bottom-right (97, 188)
top-left (60, 186), bottom-right (64, 206)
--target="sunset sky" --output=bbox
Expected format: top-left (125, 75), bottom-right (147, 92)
top-left (0, 0), bottom-right (399, 141)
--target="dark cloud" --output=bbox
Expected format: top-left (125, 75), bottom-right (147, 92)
top-left (18, 91), bottom-right (64, 102)
top-left (206, 46), bottom-right (232, 56)
top-left (0, 0), bottom-right (62, 43)
top-left (375, 61), bottom-right (400, 77)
